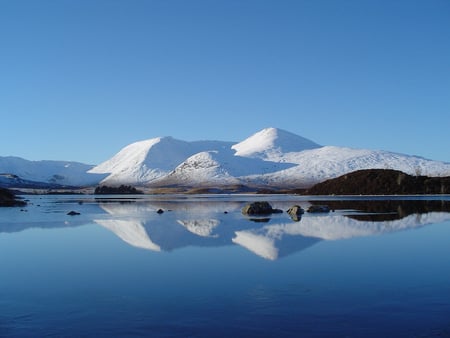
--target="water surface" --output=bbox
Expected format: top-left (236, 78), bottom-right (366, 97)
top-left (1, 195), bottom-right (450, 337)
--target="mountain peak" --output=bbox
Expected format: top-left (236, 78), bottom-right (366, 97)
top-left (231, 127), bottom-right (321, 160)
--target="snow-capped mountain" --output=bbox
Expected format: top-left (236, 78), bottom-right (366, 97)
top-left (0, 156), bottom-right (105, 187)
top-left (153, 148), bottom-right (294, 187)
top-left (231, 127), bottom-right (321, 161)
top-left (243, 145), bottom-right (450, 188)
top-left (90, 127), bottom-right (450, 188)
top-left (89, 137), bottom-right (234, 185)
top-left (2, 127), bottom-right (449, 188)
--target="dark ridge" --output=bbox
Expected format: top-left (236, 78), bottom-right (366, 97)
top-left (306, 169), bottom-right (450, 195)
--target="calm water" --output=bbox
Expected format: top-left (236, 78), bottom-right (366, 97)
top-left (1, 194), bottom-right (450, 337)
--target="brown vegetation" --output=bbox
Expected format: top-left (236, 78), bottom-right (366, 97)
top-left (306, 169), bottom-right (450, 195)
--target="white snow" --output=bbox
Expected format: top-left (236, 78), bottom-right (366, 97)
top-left (231, 127), bottom-right (321, 160)
top-left (233, 212), bottom-right (450, 260)
top-left (89, 137), bottom-right (235, 185)
top-left (0, 156), bottom-right (105, 186)
top-left (2, 127), bottom-right (449, 188)
top-left (250, 146), bottom-right (450, 188)
top-left (95, 219), bottom-right (161, 252)
top-left (177, 219), bottom-right (220, 237)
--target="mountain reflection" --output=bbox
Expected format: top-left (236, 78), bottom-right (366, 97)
top-left (92, 198), bottom-right (450, 260)
top-left (1, 196), bottom-right (449, 260)
top-left (96, 219), bottom-right (162, 251)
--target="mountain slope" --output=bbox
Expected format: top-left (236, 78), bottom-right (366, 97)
top-left (245, 146), bottom-right (450, 188)
top-left (232, 127), bottom-right (321, 161)
top-left (89, 137), bottom-right (234, 185)
top-left (154, 149), bottom-right (295, 187)
top-left (0, 156), bottom-right (105, 186)
top-left (88, 127), bottom-right (450, 189)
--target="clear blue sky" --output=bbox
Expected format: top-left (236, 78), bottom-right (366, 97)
top-left (1, 0), bottom-right (449, 164)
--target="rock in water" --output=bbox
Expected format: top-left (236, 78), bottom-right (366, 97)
top-left (242, 201), bottom-right (282, 215)
top-left (287, 205), bottom-right (304, 221)
top-left (0, 188), bottom-right (26, 207)
top-left (287, 205), bottom-right (304, 216)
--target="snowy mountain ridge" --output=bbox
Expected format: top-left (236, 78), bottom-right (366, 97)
top-left (1, 127), bottom-right (449, 188)
top-left (0, 156), bottom-right (105, 187)
top-left (231, 127), bottom-right (321, 161)
top-left (90, 127), bottom-right (450, 188)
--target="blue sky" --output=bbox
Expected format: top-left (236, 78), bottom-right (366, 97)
top-left (1, 0), bottom-right (449, 164)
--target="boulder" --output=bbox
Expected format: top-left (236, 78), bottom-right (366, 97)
top-left (287, 205), bottom-right (304, 216)
top-left (242, 201), bottom-right (282, 215)
top-left (287, 205), bottom-right (304, 221)
top-left (67, 210), bottom-right (80, 216)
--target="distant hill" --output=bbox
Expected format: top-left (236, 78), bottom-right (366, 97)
top-left (306, 169), bottom-right (450, 195)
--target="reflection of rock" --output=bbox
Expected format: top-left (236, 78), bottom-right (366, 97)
top-left (95, 219), bottom-right (161, 251)
top-left (309, 199), bottom-right (450, 220)
top-left (177, 219), bottom-right (220, 237)
top-left (249, 217), bottom-right (271, 223)
top-left (307, 205), bottom-right (330, 213)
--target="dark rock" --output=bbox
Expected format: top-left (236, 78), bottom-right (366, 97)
top-left (67, 211), bottom-right (80, 216)
top-left (287, 205), bottom-right (304, 221)
top-left (287, 205), bottom-right (304, 216)
top-left (0, 187), bottom-right (27, 207)
top-left (307, 205), bottom-right (330, 213)
top-left (242, 201), bottom-right (281, 215)
top-left (156, 209), bottom-right (164, 214)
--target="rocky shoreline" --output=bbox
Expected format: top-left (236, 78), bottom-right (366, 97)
top-left (0, 187), bottom-right (26, 207)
